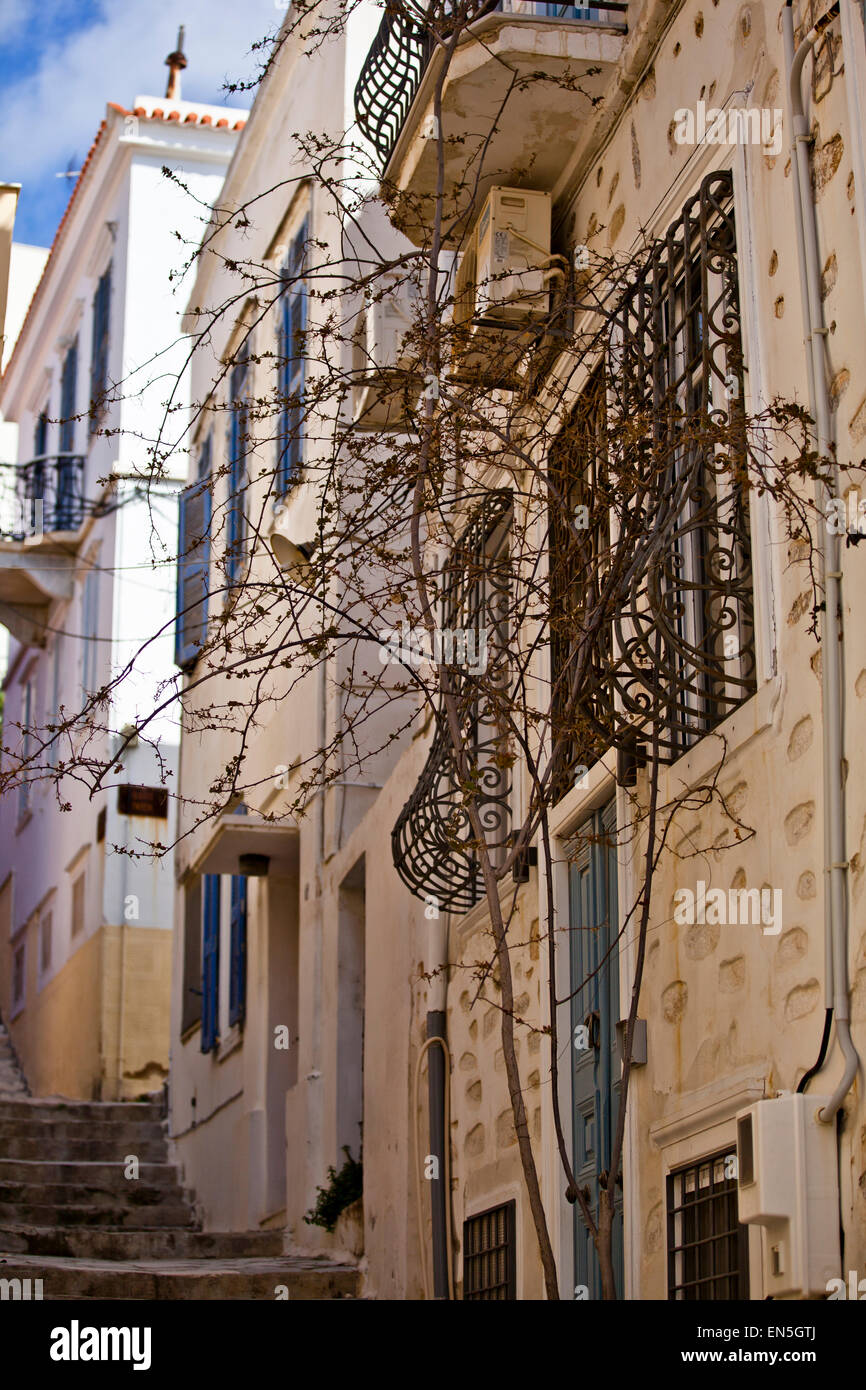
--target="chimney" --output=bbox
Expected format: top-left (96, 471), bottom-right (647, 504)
top-left (165, 25), bottom-right (187, 102)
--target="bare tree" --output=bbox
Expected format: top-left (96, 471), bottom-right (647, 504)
top-left (1, 0), bottom-right (835, 1297)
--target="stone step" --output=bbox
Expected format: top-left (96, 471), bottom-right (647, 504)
top-left (0, 1181), bottom-right (186, 1209)
top-left (0, 1099), bottom-right (161, 1123)
top-left (0, 1254), bottom-right (359, 1300)
top-left (0, 1202), bottom-right (196, 1229)
top-left (0, 1225), bottom-right (285, 1261)
top-left (0, 1119), bottom-right (166, 1146)
top-left (0, 1159), bottom-right (181, 1188)
top-left (1, 1135), bottom-right (168, 1163)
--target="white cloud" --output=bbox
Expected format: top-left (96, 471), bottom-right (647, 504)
top-left (1, 0), bottom-right (274, 184)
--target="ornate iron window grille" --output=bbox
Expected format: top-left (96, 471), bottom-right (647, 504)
top-left (391, 490), bottom-right (513, 913)
top-left (463, 1199), bottom-right (517, 1299)
top-left (551, 168), bottom-right (756, 792)
top-left (353, 2), bottom-right (628, 171)
top-left (667, 1150), bottom-right (749, 1300)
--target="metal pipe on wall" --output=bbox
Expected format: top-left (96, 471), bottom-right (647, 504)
top-left (783, 0), bottom-right (860, 1122)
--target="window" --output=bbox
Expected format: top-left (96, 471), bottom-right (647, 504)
top-left (59, 338), bottom-right (78, 454)
top-left (667, 1149), bottom-right (749, 1299)
top-left (276, 223), bottom-right (308, 494)
top-left (48, 635), bottom-right (62, 769)
top-left (16, 677), bottom-right (33, 823)
top-left (181, 876), bottom-right (202, 1035)
top-left (226, 350), bottom-right (249, 586)
top-left (463, 1201), bottom-right (516, 1300)
top-left (33, 408), bottom-right (49, 457)
top-left (549, 371), bottom-right (614, 799)
top-left (11, 938), bottom-right (26, 1015)
top-left (71, 872), bottom-right (85, 936)
top-left (228, 874), bottom-right (247, 1027)
top-left (39, 910), bottom-right (53, 975)
top-left (549, 169), bottom-right (755, 780)
top-left (175, 435), bottom-right (212, 669)
top-left (568, 800), bottom-right (623, 1299)
top-left (81, 565), bottom-right (100, 696)
top-left (117, 784), bottom-right (169, 818)
top-left (200, 874), bottom-right (220, 1052)
top-left (610, 168), bottom-right (755, 757)
top-left (89, 263), bottom-right (111, 428)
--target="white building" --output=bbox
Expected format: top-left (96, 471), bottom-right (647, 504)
top-left (0, 74), bottom-right (245, 1101)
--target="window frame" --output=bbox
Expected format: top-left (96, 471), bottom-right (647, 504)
top-left (226, 350), bottom-right (250, 587)
top-left (89, 262), bottom-right (112, 430)
top-left (175, 434), bottom-right (213, 669)
top-left (59, 337), bottom-right (78, 455)
top-left (16, 676), bottom-right (34, 825)
top-left (71, 870), bottom-right (86, 938)
top-left (81, 563), bottom-right (100, 697)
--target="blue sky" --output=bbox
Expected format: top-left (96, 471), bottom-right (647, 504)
top-left (0, 0), bottom-right (274, 246)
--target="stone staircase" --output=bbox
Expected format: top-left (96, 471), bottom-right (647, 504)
top-left (0, 1094), bottom-right (358, 1299)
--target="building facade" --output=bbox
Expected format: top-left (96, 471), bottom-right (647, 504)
top-left (167, 0), bottom-right (866, 1300)
top-left (0, 91), bottom-right (243, 1101)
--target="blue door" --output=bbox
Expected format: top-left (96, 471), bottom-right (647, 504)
top-left (569, 799), bottom-right (623, 1298)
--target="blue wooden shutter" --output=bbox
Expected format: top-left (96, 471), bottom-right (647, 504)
top-left (227, 351), bottom-right (248, 585)
top-left (229, 874), bottom-right (247, 1027)
top-left (201, 874), bottom-right (221, 1053)
top-left (569, 800), bottom-right (623, 1298)
top-left (59, 339), bottom-right (78, 454)
top-left (277, 222), bottom-right (307, 495)
top-left (175, 467), bottom-right (212, 669)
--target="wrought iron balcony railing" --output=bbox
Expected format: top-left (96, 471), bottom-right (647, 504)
top-left (354, 1), bottom-right (629, 169)
top-left (0, 454), bottom-right (88, 541)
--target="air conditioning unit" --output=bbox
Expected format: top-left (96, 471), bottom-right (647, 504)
top-left (452, 187), bottom-right (563, 382)
top-left (455, 187), bottom-right (555, 326)
top-left (352, 275), bottom-right (420, 430)
top-left (736, 1093), bottom-right (840, 1298)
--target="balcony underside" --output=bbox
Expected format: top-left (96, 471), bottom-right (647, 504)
top-left (386, 19), bottom-right (625, 243)
top-left (0, 542), bottom-right (77, 646)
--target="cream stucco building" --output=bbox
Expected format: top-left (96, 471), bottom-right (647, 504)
top-left (167, 0), bottom-right (866, 1301)
top-left (0, 84), bottom-right (244, 1100)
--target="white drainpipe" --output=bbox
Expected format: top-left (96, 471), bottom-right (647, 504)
top-left (783, 0), bottom-right (860, 1123)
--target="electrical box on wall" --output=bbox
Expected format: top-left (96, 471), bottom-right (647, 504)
top-left (736, 1093), bottom-right (840, 1298)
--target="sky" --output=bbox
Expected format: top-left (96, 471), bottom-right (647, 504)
top-left (0, 0), bottom-right (277, 247)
